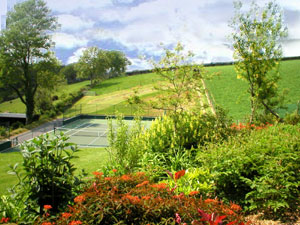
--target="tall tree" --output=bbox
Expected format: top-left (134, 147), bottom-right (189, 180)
top-left (106, 50), bottom-right (131, 78)
top-left (0, 0), bottom-right (59, 123)
top-left (75, 47), bottom-right (109, 86)
top-left (230, 0), bottom-right (288, 122)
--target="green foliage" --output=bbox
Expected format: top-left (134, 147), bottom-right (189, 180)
top-left (148, 43), bottom-right (210, 113)
top-left (0, 134), bottom-right (85, 224)
top-left (0, 0), bottom-right (59, 123)
top-left (59, 63), bottom-right (79, 84)
top-left (162, 168), bottom-right (214, 198)
top-left (105, 116), bottom-right (145, 174)
top-left (37, 172), bottom-right (245, 225)
top-left (197, 124), bottom-right (300, 218)
top-left (106, 50), bottom-right (131, 78)
top-left (230, 1), bottom-right (288, 122)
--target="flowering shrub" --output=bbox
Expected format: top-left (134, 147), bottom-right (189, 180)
top-left (230, 122), bottom-right (273, 131)
top-left (37, 171), bottom-right (248, 225)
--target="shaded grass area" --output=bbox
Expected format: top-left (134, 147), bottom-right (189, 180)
top-left (206, 59), bottom-right (300, 121)
top-left (0, 81), bottom-right (90, 113)
top-left (0, 147), bottom-right (109, 195)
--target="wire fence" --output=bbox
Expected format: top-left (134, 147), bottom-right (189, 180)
top-left (62, 104), bottom-right (165, 120)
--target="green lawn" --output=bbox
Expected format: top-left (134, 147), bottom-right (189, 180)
top-left (0, 147), bottom-right (109, 195)
top-left (206, 59), bottom-right (300, 120)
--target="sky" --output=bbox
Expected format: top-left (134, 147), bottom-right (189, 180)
top-left (1, 0), bottom-right (300, 71)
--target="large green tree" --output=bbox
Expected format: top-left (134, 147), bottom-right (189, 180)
top-left (106, 50), bottom-right (131, 78)
top-left (0, 0), bottom-right (59, 123)
top-left (75, 47), bottom-right (109, 86)
top-left (230, 0), bottom-right (288, 122)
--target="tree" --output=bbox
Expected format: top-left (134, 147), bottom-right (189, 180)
top-left (106, 50), bottom-right (131, 78)
top-left (75, 47), bottom-right (109, 86)
top-left (0, 0), bottom-right (59, 124)
top-left (230, 0), bottom-right (288, 122)
top-left (148, 43), bottom-right (210, 114)
top-left (60, 63), bottom-right (78, 84)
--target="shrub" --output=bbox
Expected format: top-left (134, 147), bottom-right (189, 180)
top-left (36, 172), bottom-right (247, 225)
top-left (1, 134), bottom-right (85, 224)
top-left (197, 124), bottom-right (300, 219)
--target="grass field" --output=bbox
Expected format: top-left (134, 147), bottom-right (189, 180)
top-left (1, 60), bottom-right (299, 120)
top-left (0, 147), bottom-right (109, 195)
top-left (206, 59), bottom-right (300, 120)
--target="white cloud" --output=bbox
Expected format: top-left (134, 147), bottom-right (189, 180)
top-left (45, 0), bottom-right (112, 13)
top-left (58, 14), bottom-right (95, 32)
top-left (67, 47), bottom-right (87, 64)
top-left (53, 33), bottom-right (88, 49)
top-left (127, 57), bottom-right (152, 71)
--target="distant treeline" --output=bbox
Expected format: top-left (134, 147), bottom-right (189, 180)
top-left (126, 56), bottom-right (300, 76)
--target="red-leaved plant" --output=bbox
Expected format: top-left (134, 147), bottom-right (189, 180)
top-left (36, 170), bottom-right (250, 225)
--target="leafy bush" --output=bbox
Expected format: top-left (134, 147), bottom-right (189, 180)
top-left (0, 134), bottom-right (85, 224)
top-left (36, 172), bottom-right (247, 225)
top-left (197, 124), bottom-right (300, 219)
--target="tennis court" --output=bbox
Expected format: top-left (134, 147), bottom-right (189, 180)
top-left (53, 117), bottom-right (154, 148)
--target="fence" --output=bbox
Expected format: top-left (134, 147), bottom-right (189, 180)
top-left (10, 119), bottom-right (63, 147)
top-left (62, 104), bottom-right (165, 121)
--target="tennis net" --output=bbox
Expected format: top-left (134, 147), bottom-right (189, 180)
top-left (54, 127), bottom-right (107, 137)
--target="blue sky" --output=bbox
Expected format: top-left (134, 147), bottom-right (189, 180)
top-left (2, 0), bottom-right (300, 71)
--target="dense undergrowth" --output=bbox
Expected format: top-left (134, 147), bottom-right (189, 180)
top-left (0, 109), bottom-right (299, 224)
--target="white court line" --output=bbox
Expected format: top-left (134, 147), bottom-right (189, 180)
top-left (86, 130), bottom-right (108, 146)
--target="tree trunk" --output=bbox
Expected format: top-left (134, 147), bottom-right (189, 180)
top-left (25, 91), bottom-right (35, 124)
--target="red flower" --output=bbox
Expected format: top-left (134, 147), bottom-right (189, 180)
top-left (142, 195), bottom-right (151, 200)
top-left (41, 222), bottom-right (54, 225)
top-left (204, 198), bottom-right (218, 204)
top-left (74, 195), bottom-right (85, 203)
top-left (136, 172), bottom-right (146, 176)
top-left (62, 212), bottom-right (72, 219)
top-left (136, 180), bottom-right (149, 187)
top-left (112, 169), bottom-right (117, 173)
top-left (0, 217), bottom-right (10, 223)
top-left (93, 171), bottom-right (103, 177)
top-left (189, 191), bottom-right (200, 196)
top-left (121, 174), bottom-right (131, 181)
top-left (104, 177), bottom-right (112, 181)
top-left (69, 221), bottom-right (82, 225)
top-left (230, 203), bottom-right (242, 211)
top-left (175, 170), bottom-right (185, 180)
top-left (44, 205), bottom-right (52, 210)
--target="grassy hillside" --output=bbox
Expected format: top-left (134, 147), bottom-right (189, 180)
top-left (1, 60), bottom-right (299, 120)
top-left (206, 59), bottom-right (300, 120)
top-left (0, 81), bottom-right (90, 113)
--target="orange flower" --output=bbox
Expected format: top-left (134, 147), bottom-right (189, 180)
top-left (136, 180), bottom-right (149, 187)
top-left (44, 205), bottom-right (52, 210)
top-left (204, 198), bottom-right (218, 204)
top-left (69, 221), bottom-right (82, 225)
top-left (41, 222), bottom-right (54, 225)
top-left (121, 174), bottom-right (131, 181)
top-left (151, 183), bottom-right (168, 190)
top-left (174, 170), bottom-right (185, 180)
top-left (142, 195), bottom-right (151, 200)
top-left (112, 169), bottom-right (117, 173)
top-left (189, 191), bottom-right (200, 196)
top-left (136, 172), bottom-right (145, 176)
top-left (173, 193), bottom-right (185, 200)
top-left (74, 195), bottom-right (85, 203)
top-left (230, 203), bottom-right (242, 211)
top-left (93, 171), bottom-right (103, 177)
top-left (62, 212), bottom-right (72, 219)
top-left (122, 194), bottom-right (140, 204)
top-left (104, 177), bottom-right (112, 181)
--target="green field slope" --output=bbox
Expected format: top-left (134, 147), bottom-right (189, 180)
top-left (206, 59), bottom-right (300, 120)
